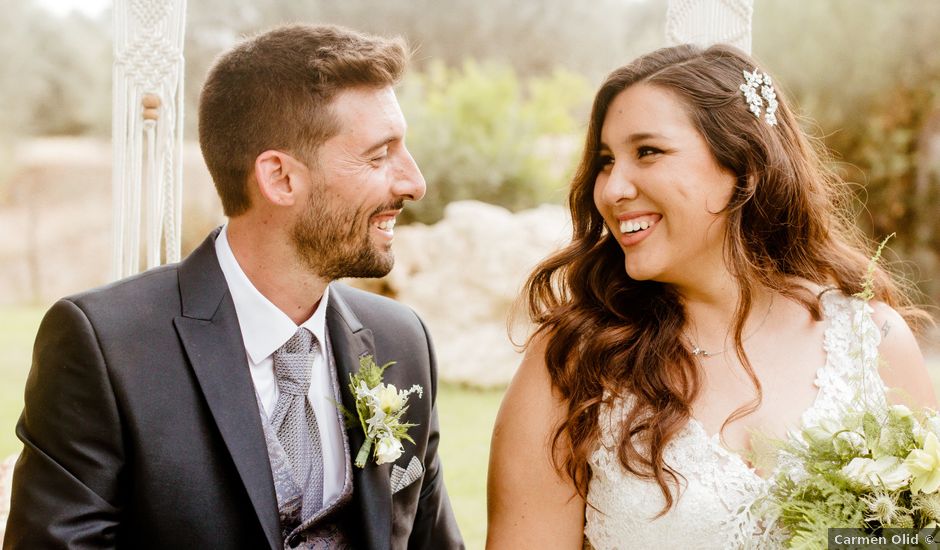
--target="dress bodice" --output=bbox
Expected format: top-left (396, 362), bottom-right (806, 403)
top-left (583, 291), bottom-right (888, 549)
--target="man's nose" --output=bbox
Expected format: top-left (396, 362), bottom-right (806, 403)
top-left (394, 147), bottom-right (426, 202)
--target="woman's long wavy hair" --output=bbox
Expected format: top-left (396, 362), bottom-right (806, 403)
top-left (523, 44), bottom-right (923, 512)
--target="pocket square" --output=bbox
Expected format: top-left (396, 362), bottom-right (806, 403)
top-left (390, 455), bottom-right (424, 494)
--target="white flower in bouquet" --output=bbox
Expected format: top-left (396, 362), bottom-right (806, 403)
top-left (802, 418), bottom-right (841, 447)
top-left (833, 431), bottom-right (867, 457)
top-left (890, 404), bottom-right (914, 421)
top-left (925, 416), bottom-right (940, 441)
top-left (841, 456), bottom-right (911, 490)
top-left (905, 432), bottom-right (940, 494)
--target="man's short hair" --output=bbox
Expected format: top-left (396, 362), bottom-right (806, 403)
top-left (198, 24), bottom-right (409, 216)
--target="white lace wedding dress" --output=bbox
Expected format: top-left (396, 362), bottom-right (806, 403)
top-left (584, 291), bottom-right (889, 549)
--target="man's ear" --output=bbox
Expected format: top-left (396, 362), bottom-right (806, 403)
top-left (253, 150), bottom-right (304, 207)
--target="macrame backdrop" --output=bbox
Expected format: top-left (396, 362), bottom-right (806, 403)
top-left (665, 0), bottom-right (755, 54)
top-left (112, 0), bottom-right (187, 279)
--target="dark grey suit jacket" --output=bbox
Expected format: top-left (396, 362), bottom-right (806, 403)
top-left (3, 231), bottom-right (463, 549)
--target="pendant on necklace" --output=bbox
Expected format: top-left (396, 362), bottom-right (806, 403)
top-left (691, 346), bottom-right (712, 358)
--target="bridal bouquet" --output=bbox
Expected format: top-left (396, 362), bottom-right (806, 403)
top-left (761, 403), bottom-right (940, 547)
top-left (757, 235), bottom-right (940, 547)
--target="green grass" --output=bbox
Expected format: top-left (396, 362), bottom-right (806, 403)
top-left (0, 306), bottom-right (44, 457)
top-left (437, 384), bottom-right (504, 549)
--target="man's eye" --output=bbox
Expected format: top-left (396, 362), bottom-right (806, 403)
top-left (370, 152), bottom-right (388, 163)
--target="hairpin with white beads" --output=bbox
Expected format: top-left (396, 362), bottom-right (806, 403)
top-left (739, 68), bottom-right (778, 126)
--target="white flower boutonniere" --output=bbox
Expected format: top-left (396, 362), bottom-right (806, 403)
top-left (337, 354), bottom-right (423, 468)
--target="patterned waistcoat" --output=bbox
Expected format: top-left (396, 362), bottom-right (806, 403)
top-left (258, 335), bottom-right (356, 549)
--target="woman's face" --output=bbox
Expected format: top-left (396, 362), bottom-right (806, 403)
top-left (593, 83), bottom-right (737, 289)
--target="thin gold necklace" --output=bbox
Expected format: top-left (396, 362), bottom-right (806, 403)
top-left (686, 297), bottom-right (774, 358)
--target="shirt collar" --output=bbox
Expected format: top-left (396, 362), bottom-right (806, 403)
top-left (215, 224), bottom-right (330, 364)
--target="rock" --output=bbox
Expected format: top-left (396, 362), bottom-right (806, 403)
top-left (349, 200), bottom-right (571, 387)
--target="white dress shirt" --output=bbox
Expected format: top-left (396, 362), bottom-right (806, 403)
top-left (215, 225), bottom-right (345, 507)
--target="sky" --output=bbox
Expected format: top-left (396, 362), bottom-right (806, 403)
top-left (35, 0), bottom-right (111, 17)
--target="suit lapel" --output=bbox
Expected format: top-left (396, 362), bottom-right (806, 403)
top-left (328, 287), bottom-right (393, 550)
top-left (173, 231), bottom-right (281, 550)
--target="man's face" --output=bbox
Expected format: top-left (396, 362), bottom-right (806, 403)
top-left (290, 86), bottom-right (426, 281)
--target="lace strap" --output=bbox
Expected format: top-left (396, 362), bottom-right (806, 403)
top-left (813, 291), bottom-right (888, 421)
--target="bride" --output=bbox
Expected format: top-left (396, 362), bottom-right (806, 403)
top-left (486, 44), bottom-right (936, 549)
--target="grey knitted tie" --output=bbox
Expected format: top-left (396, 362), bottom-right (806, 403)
top-left (271, 327), bottom-right (324, 519)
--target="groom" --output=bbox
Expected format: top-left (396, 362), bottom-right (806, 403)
top-left (4, 24), bottom-right (462, 549)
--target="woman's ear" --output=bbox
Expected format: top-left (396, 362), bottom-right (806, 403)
top-left (253, 150), bottom-right (303, 207)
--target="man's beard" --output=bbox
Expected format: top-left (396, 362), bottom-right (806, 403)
top-left (289, 192), bottom-right (403, 281)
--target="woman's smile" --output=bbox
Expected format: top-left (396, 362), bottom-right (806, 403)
top-left (616, 212), bottom-right (662, 246)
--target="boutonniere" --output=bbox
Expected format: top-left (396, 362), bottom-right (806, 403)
top-left (337, 354), bottom-right (423, 468)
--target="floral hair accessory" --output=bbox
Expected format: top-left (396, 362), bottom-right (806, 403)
top-left (739, 68), bottom-right (778, 126)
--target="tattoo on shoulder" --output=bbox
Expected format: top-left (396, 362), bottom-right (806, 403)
top-left (881, 320), bottom-right (891, 339)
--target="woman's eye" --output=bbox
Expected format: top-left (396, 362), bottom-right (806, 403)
top-left (597, 155), bottom-right (614, 169)
top-left (637, 146), bottom-right (662, 158)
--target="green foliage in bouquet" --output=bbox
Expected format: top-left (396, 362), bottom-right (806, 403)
top-left (764, 406), bottom-right (940, 547)
top-left (855, 232), bottom-right (895, 302)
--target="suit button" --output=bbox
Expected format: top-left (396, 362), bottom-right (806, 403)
top-left (288, 535), bottom-right (301, 548)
